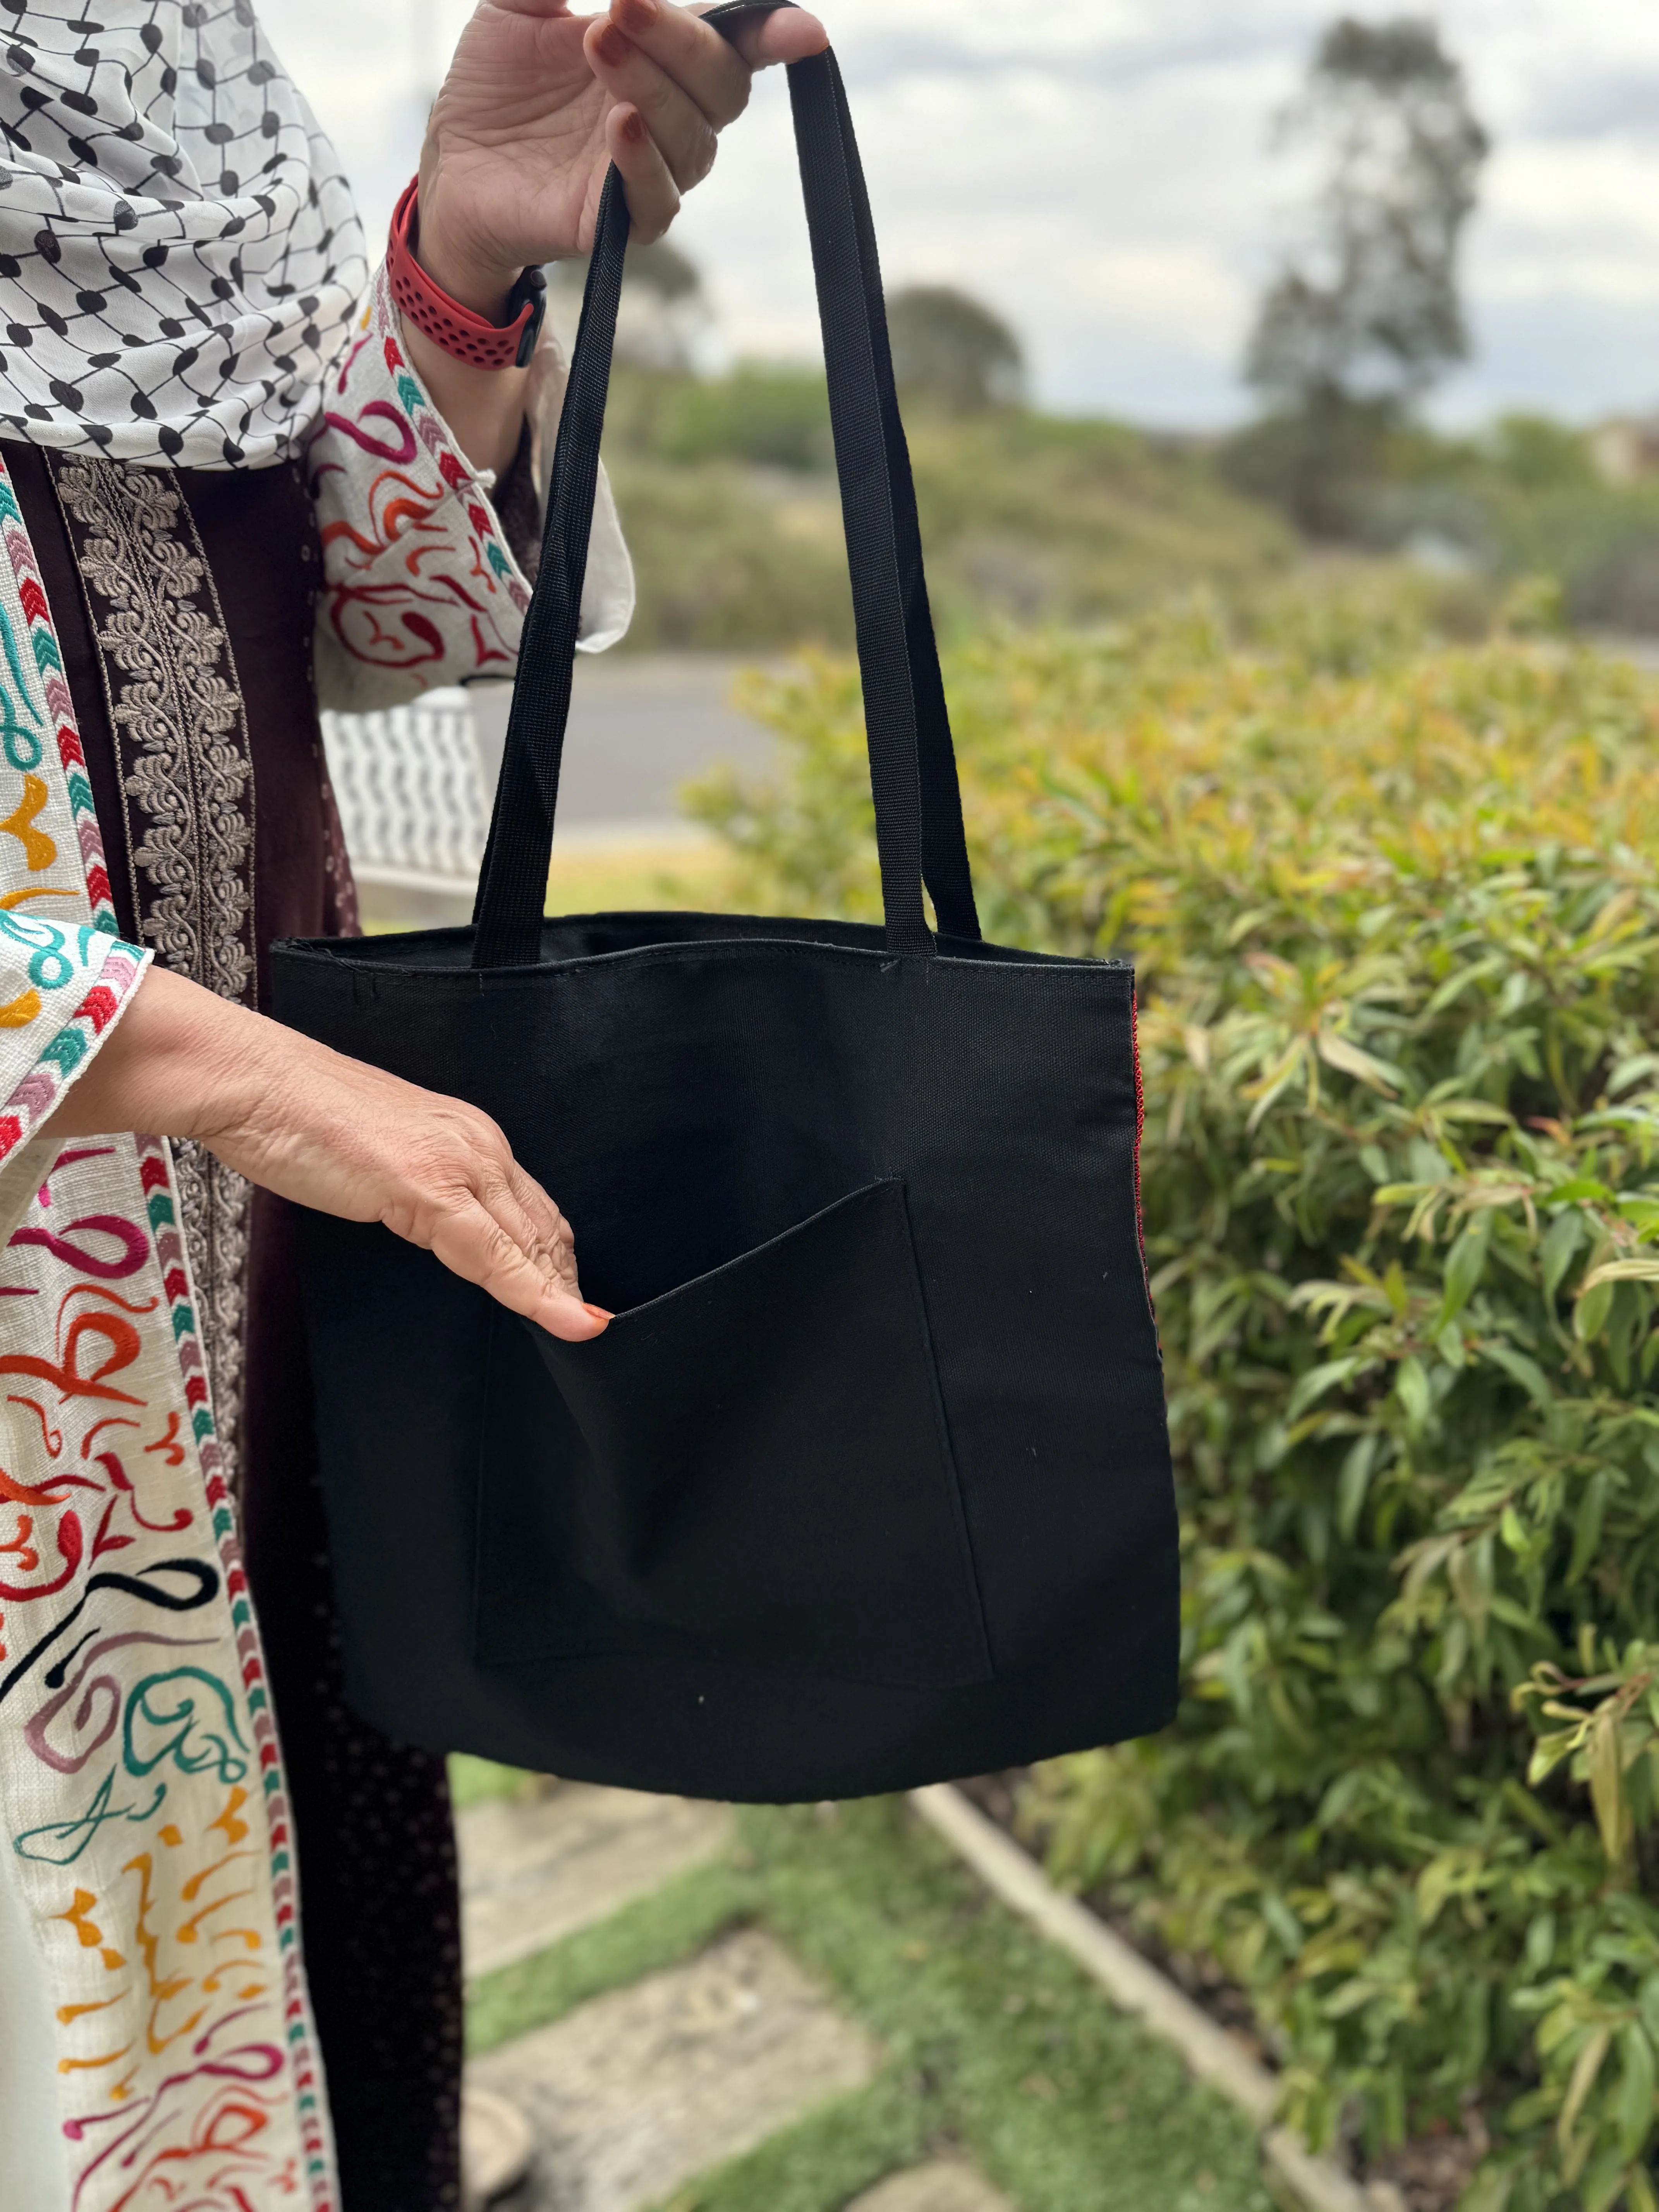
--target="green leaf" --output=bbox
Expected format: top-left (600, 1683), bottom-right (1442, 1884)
top-left (1261, 1891), bottom-right (1304, 1957)
top-left (1541, 1208), bottom-right (1587, 1301)
top-left (1569, 1471), bottom-right (1611, 1589)
top-left (1481, 1340), bottom-right (1555, 1410)
top-left (1436, 1320), bottom-right (1468, 1368)
top-left (1615, 2024), bottom-right (1656, 2159)
top-left (1418, 1852), bottom-right (1459, 1928)
top-left (1544, 1179), bottom-right (1616, 1206)
top-left (1580, 1255), bottom-right (1659, 1291)
top-left (1316, 1029), bottom-right (1404, 1094)
top-left (1559, 2025), bottom-right (1613, 2157)
top-left (1524, 1913), bottom-right (1556, 1974)
top-left (1337, 1434), bottom-right (1379, 1540)
top-left (1582, 2148), bottom-right (1632, 2212)
top-left (1577, 1278), bottom-right (1615, 1342)
top-left (1287, 1357), bottom-right (1364, 1422)
top-left (1456, 2166), bottom-right (1516, 2212)
top-left (1441, 1221), bottom-right (1491, 1322)
top-left (1396, 1355), bottom-right (1432, 1435)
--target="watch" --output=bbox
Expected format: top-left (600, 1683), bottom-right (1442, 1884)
top-left (386, 178), bottom-right (548, 372)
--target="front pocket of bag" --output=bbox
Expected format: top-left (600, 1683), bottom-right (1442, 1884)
top-left (472, 1177), bottom-right (992, 1689)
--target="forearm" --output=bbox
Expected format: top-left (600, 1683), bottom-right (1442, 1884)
top-left (46, 966), bottom-right (607, 1338)
top-left (48, 965), bottom-right (302, 1144)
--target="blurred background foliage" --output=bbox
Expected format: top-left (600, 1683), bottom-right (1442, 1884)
top-left (592, 341), bottom-right (1302, 654)
top-left (563, 13), bottom-right (1659, 662)
top-left (683, 605), bottom-right (1659, 2211)
top-left (581, 300), bottom-right (1659, 656)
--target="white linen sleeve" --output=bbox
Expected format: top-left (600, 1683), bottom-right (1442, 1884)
top-left (0, 919), bottom-right (150, 1241)
top-left (307, 262), bottom-right (634, 715)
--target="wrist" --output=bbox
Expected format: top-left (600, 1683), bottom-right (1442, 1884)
top-left (413, 169), bottom-right (519, 323)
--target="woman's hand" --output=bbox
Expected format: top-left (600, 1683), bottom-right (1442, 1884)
top-left (48, 967), bottom-right (608, 1344)
top-left (417, 0), bottom-right (830, 317)
top-left (404, 0), bottom-right (827, 476)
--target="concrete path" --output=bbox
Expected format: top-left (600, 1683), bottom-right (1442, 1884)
top-left (459, 1782), bottom-right (732, 1979)
top-left (459, 1779), bottom-right (1018, 2212)
top-left (471, 1929), bottom-right (876, 2212)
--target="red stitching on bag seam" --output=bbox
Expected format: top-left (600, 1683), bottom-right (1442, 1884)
top-left (1131, 983), bottom-right (1154, 1320)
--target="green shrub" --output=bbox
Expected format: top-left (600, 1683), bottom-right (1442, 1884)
top-left (601, 372), bottom-right (1310, 651)
top-left (653, 364), bottom-right (835, 474)
top-left (686, 604), bottom-right (1659, 2209)
top-left (605, 458), bottom-right (855, 653)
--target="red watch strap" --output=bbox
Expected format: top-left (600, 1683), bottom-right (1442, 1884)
top-left (387, 179), bottom-right (544, 371)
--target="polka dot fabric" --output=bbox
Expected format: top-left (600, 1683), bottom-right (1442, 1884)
top-left (0, 0), bottom-right (366, 466)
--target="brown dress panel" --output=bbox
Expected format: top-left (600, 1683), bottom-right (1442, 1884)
top-left (2, 440), bottom-right (465, 2212)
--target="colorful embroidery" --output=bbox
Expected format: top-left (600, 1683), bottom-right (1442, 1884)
top-left (46, 455), bottom-right (259, 1503)
top-left (309, 273), bottom-right (527, 700)
top-left (0, 463), bottom-right (118, 936)
top-left (0, 445), bottom-right (335, 2209)
top-left (307, 262), bottom-right (634, 714)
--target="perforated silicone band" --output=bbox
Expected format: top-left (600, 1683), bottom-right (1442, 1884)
top-left (386, 179), bottom-right (547, 371)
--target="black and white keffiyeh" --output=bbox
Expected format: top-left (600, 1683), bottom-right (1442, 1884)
top-left (0, 0), bottom-right (366, 466)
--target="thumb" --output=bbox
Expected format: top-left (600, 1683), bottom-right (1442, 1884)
top-left (424, 1200), bottom-right (613, 1340)
top-left (701, 4), bottom-right (830, 69)
top-left (537, 1288), bottom-right (615, 1343)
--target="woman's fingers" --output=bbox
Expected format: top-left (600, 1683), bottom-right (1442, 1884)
top-left (580, 1), bottom-right (834, 235)
top-left (604, 104), bottom-right (682, 240)
top-left (608, 0), bottom-right (754, 129)
top-left (707, 4), bottom-right (831, 70)
top-left (586, 18), bottom-right (720, 190)
top-left (426, 1193), bottom-right (606, 1342)
top-left (487, 1143), bottom-right (576, 1265)
top-left (476, 1165), bottom-right (582, 1304)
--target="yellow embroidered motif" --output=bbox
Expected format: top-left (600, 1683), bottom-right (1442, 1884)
top-left (0, 987), bottom-right (41, 1027)
top-left (0, 773), bottom-right (57, 870)
top-left (0, 886), bottom-right (78, 910)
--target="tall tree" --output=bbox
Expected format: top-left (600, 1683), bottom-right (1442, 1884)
top-left (1247, 17), bottom-right (1489, 414)
top-left (888, 286), bottom-right (1026, 416)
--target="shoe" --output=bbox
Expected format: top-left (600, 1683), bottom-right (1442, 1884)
top-left (461, 2087), bottom-right (535, 2211)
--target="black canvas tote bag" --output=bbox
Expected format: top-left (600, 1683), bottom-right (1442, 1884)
top-left (270, 0), bottom-right (1179, 1804)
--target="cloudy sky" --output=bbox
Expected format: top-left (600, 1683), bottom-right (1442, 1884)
top-left (256, 0), bottom-right (1659, 428)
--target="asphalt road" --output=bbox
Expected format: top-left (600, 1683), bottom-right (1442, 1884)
top-left (469, 654), bottom-right (781, 835)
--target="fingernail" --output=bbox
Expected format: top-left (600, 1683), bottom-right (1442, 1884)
top-left (582, 1303), bottom-right (615, 1324)
top-left (594, 22), bottom-right (632, 66)
top-left (619, 107), bottom-right (648, 144)
top-left (615, 0), bottom-right (658, 32)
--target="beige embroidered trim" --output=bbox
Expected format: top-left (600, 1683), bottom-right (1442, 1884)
top-left (47, 453), bottom-right (258, 1498)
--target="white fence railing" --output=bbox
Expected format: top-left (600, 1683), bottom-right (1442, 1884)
top-left (321, 687), bottom-right (490, 899)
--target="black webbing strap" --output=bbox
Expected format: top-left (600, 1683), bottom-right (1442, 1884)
top-left (473, 167), bottom-right (630, 966)
top-left (472, 0), bottom-right (980, 965)
top-left (819, 50), bottom-right (979, 941)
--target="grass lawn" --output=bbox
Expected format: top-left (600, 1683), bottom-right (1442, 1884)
top-left (543, 830), bottom-right (739, 918)
top-left (458, 1771), bottom-right (1274, 2212)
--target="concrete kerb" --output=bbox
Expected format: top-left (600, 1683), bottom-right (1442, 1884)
top-left (908, 1784), bottom-right (1389, 2212)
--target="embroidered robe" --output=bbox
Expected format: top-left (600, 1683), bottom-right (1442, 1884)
top-left (0, 264), bottom-right (631, 2210)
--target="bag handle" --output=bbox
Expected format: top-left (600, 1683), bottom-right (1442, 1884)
top-left (472, 0), bottom-right (981, 966)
